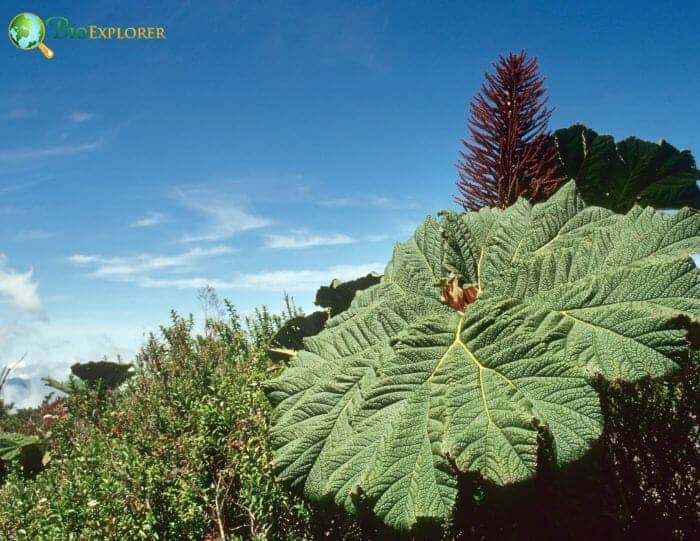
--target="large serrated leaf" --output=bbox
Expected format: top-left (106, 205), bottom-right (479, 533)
top-left (0, 432), bottom-right (46, 474)
top-left (315, 273), bottom-right (382, 317)
top-left (0, 432), bottom-right (41, 462)
top-left (70, 361), bottom-right (133, 389)
top-left (264, 181), bottom-right (700, 531)
top-left (555, 124), bottom-right (700, 212)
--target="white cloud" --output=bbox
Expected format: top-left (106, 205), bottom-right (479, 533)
top-left (129, 276), bottom-right (231, 289)
top-left (266, 231), bottom-right (356, 249)
top-left (0, 176), bottom-right (50, 196)
top-left (318, 197), bottom-right (353, 206)
top-left (133, 263), bottom-right (384, 291)
top-left (0, 255), bottom-right (41, 312)
top-left (0, 139), bottom-right (103, 161)
top-left (130, 211), bottom-right (167, 228)
top-left (175, 188), bottom-right (272, 242)
top-left (72, 255), bottom-right (383, 293)
top-left (67, 111), bottom-right (95, 123)
top-left (318, 195), bottom-right (420, 210)
top-left (70, 245), bottom-right (234, 279)
top-left (227, 263), bottom-right (384, 291)
top-left (365, 233), bottom-right (390, 242)
top-left (14, 229), bottom-right (56, 241)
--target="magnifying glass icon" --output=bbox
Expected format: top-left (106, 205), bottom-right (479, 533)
top-left (8, 12), bottom-right (54, 59)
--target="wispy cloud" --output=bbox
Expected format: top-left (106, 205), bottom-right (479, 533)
top-left (123, 276), bottom-right (230, 289)
top-left (0, 139), bottom-right (104, 162)
top-left (130, 211), bottom-right (167, 228)
top-left (6, 108), bottom-right (37, 120)
top-left (0, 255), bottom-right (41, 313)
top-left (123, 263), bottom-right (385, 291)
top-left (227, 263), bottom-right (384, 291)
top-left (67, 111), bottom-right (95, 123)
top-left (70, 245), bottom-right (234, 280)
top-left (70, 249), bottom-right (383, 293)
top-left (265, 231), bottom-right (356, 249)
top-left (1, 116), bottom-right (134, 163)
top-left (0, 176), bottom-right (50, 196)
top-left (365, 234), bottom-right (391, 242)
top-left (13, 229), bottom-right (57, 241)
top-left (175, 188), bottom-right (272, 242)
top-left (318, 195), bottom-right (420, 210)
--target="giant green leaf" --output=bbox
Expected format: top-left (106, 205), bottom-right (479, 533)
top-left (42, 375), bottom-right (87, 395)
top-left (315, 273), bottom-right (382, 317)
top-left (0, 431), bottom-right (45, 474)
top-left (0, 432), bottom-right (40, 462)
top-left (554, 124), bottom-right (700, 212)
top-left (70, 360), bottom-right (133, 389)
top-left (264, 181), bottom-right (700, 531)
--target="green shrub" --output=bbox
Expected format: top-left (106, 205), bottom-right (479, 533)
top-left (0, 305), bottom-right (330, 540)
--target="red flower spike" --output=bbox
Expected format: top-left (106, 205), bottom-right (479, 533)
top-left (455, 51), bottom-right (565, 211)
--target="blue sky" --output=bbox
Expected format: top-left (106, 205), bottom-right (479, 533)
top-left (1, 0), bottom-right (698, 406)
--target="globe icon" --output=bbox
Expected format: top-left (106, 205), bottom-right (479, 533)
top-left (8, 12), bottom-right (53, 58)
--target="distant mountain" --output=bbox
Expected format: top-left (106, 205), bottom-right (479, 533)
top-left (1, 376), bottom-right (54, 409)
top-left (6, 377), bottom-right (29, 390)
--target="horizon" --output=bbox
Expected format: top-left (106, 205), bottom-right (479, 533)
top-left (2, 0), bottom-right (699, 407)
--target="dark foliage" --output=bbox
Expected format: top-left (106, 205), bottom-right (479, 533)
top-left (270, 274), bottom-right (382, 360)
top-left (70, 360), bottom-right (133, 389)
top-left (271, 311), bottom-right (328, 352)
top-left (315, 273), bottom-right (382, 317)
top-left (596, 351), bottom-right (699, 539)
top-left (456, 51), bottom-right (564, 210)
top-left (555, 123), bottom-right (700, 212)
top-left (0, 433), bottom-right (45, 478)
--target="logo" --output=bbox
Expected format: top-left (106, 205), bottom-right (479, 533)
top-left (8, 12), bottom-right (54, 59)
top-left (8, 13), bottom-right (167, 59)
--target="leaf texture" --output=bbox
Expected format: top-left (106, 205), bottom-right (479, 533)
top-left (264, 181), bottom-right (700, 531)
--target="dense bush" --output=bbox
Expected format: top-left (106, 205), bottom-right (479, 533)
top-left (0, 304), bottom-right (358, 540)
